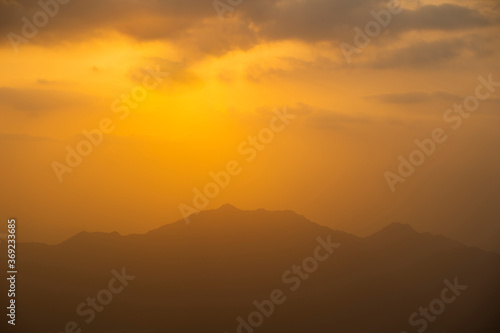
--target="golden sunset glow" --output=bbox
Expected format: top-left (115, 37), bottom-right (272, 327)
top-left (0, 0), bottom-right (499, 255)
top-left (2, 1), bottom-right (500, 333)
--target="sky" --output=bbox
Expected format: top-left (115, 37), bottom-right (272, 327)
top-left (0, 0), bottom-right (499, 251)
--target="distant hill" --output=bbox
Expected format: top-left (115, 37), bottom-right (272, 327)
top-left (3, 205), bottom-right (500, 332)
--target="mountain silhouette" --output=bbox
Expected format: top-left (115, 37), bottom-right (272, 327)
top-left (3, 205), bottom-right (500, 332)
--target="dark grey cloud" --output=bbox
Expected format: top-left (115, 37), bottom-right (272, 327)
top-left (240, 2), bottom-right (495, 43)
top-left (393, 4), bottom-right (492, 32)
top-left (366, 35), bottom-right (498, 69)
top-left (1, 0), bottom-right (497, 56)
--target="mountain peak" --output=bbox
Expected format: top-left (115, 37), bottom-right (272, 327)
top-left (217, 203), bottom-right (240, 211)
top-left (383, 222), bottom-right (415, 232)
top-left (370, 222), bottom-right (417, 239)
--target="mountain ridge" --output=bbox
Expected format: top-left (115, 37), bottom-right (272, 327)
top-left (25, 205), bottom-right (494, 257)
top-left (5, 204), bottom-right (500, 332)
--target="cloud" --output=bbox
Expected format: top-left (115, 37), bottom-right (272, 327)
top-left (366, 91), bottom-right (500, 118)
top-left (286, 103), bottom-right (370, 130)
top-left (367, 91), bottom-right (463, 104)
top-left (0, 87), bottom-right (93, 114)
top-left (36, 78), bottom-right (72, 86)
top-left (306, 111), bottom-right (371, 130)
top-left (393, 4), bottom-right (493, 32)
top-left (241, 2), bottom-right (495, 43)
top-left (245, 56), bottom-right (339, 82)
top-left (365, 35), bottom-right (498, 69)
top-left (1, 0), bottom-right (497, 58)
top-left (224, 102), bottom-right (369, 132)
top-left (0, 132), bottom-right (56, 142)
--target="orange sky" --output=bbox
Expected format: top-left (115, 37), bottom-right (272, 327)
top-left (0, 0), bottom-right (499, 252)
